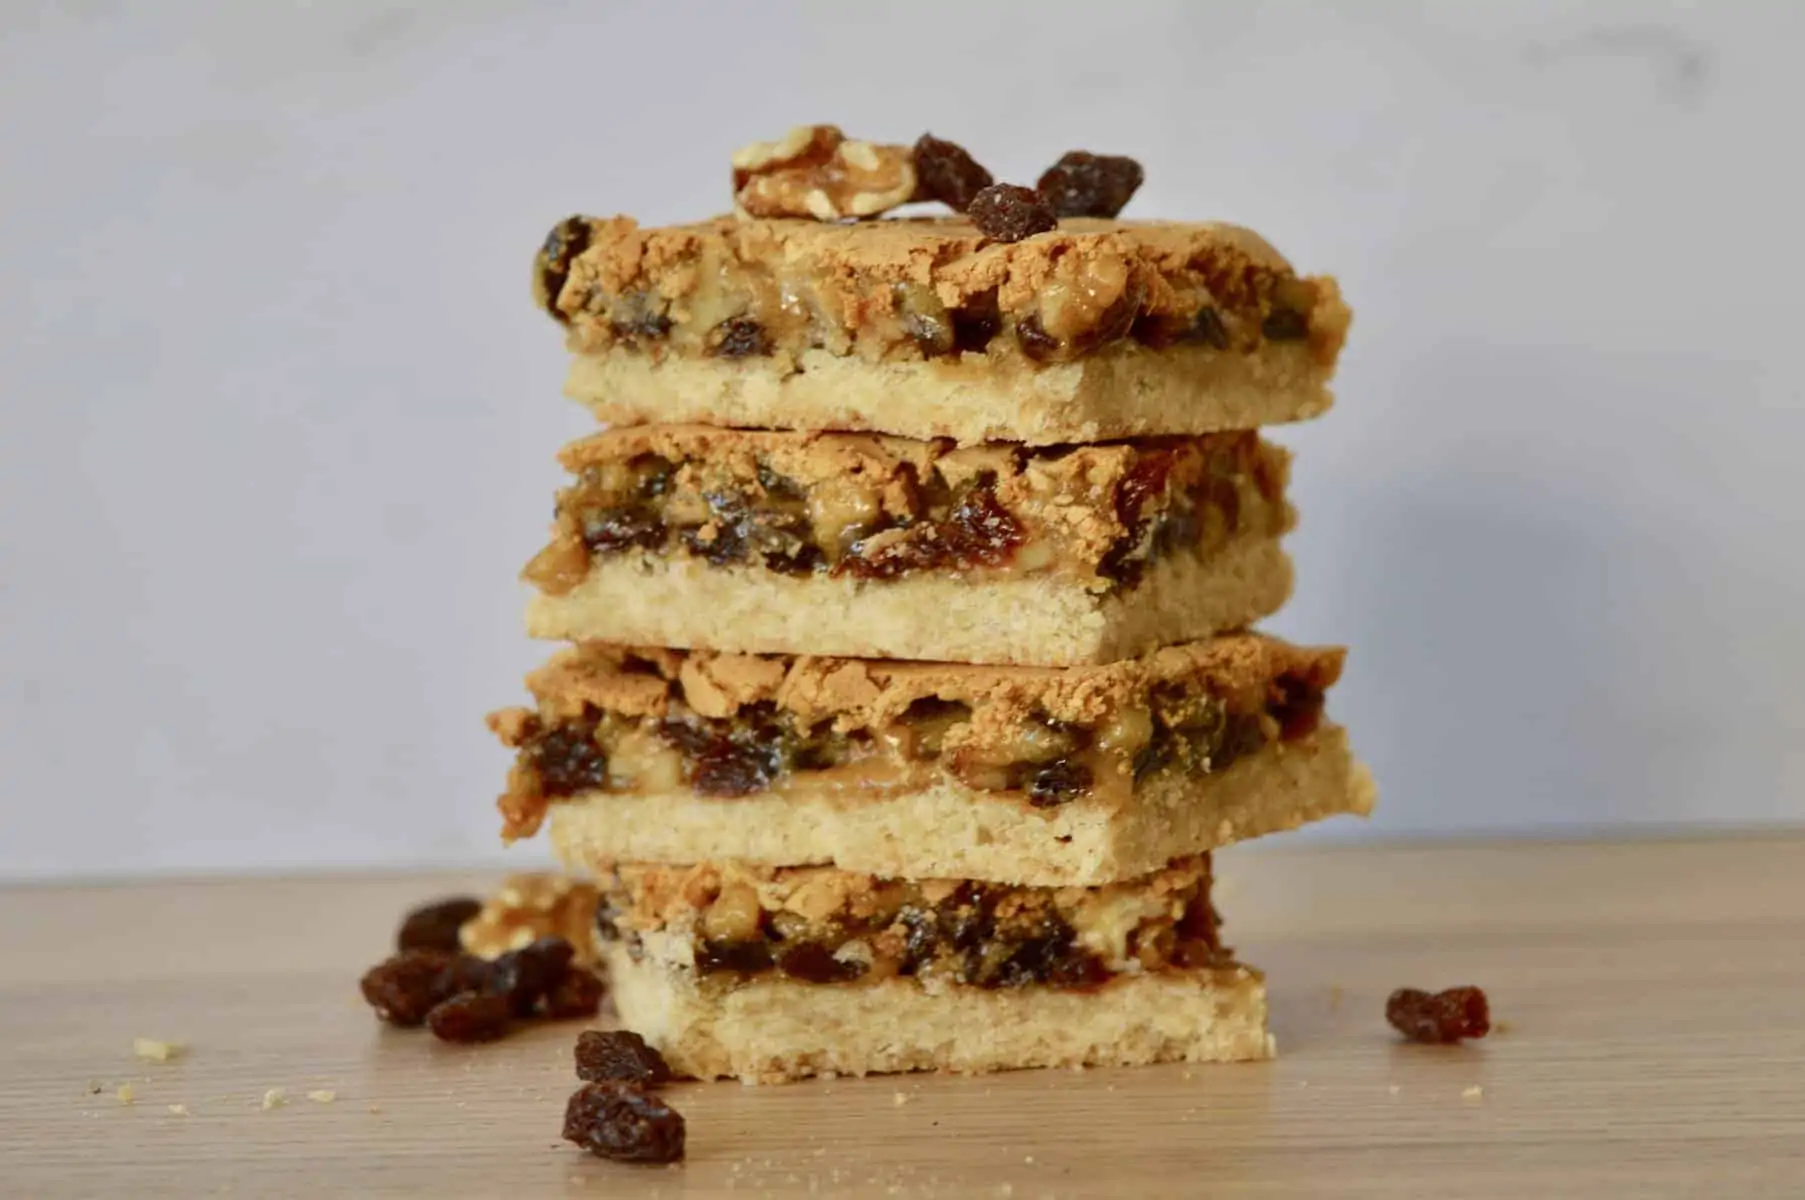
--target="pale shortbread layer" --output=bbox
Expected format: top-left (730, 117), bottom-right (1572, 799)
top-left (525, 532), bottom-right (1292, 667)
top-left (550, 725), bottom-right (1370, 887)
top-left (602, 941), bottom-right (1271, 1084)
top-left (565, 341), bottom-right (1333, 447)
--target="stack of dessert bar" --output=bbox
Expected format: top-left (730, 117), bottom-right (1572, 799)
top-left (489, 128), bottom-right (1374, 1083)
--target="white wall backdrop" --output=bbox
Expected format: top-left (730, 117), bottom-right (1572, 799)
top-left (2, 1), bottom-right (1801, 879)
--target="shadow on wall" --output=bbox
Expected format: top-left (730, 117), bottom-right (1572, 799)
top-left (1281, 339), bottom-right (1802, 838)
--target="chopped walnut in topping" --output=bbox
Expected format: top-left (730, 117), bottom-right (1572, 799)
top-left (732, 124), bottom-right (918, 221)
top-left (460, 873), bottom-right (601, 965)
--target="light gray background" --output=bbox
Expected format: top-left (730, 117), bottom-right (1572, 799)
top-left (3, 2), bottom-right (1800, 881)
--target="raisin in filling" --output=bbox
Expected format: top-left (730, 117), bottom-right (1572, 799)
top-left (504, 668), bottom-right (1325, 809)
top-left (614, 869), bottom-right (1224, 991)
top-left (1097, 437), bottom-right (1274, 589)
top-left (530, 435), bottom-right (1281, 597)
top-left (552, 219), bottom-right (1318, 364)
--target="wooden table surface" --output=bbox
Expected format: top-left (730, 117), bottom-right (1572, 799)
top-left (4, 835), bottom-right (1804, 1198)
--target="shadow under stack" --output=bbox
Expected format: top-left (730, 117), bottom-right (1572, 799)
top-left (490, 128), bottom-right (1374, 1082)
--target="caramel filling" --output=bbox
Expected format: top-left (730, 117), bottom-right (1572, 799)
top-left (599, 857), bottom-right (1227, 990)
top-left (494, 668), bottom-right (1326, 839)
top-left (523, 434), bottom-right (1287, 596)
top-left (537, 217), bottom-right (1327, 367)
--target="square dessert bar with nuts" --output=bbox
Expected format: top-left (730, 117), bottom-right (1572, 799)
top-left (488, 634), bottom-right (1373, 888)
top-left (593, 854), bottom-right (1269, 1082)
top-left (521, 425), bottom-right (1294, 667)
top-left (541, 213), bottom-right (1349, 447)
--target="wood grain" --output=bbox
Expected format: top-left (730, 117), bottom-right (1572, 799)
top-left (3, 836), bottom-right (1804, 1198)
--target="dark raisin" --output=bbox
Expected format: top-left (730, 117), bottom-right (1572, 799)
top-left (575, 1030), bottom-right (672, 1085)
top-left (1261, 308), bottom-right (1309, 341)
top-left (897, 907), bottom-right (940, 973)
top-left (775, 942), bottom-right (866, 984)
top-left (1271, 677), bottom-right (1326, 741)
top-left (1213, 713), bottom-right (1267, 771)
top-left (1185, 306), bottom-right (1231, 349)
top-left (439, 953), bottom-right (496, 997)
top-left (1097, 451), bottom-right (1175, 586)
top-left (488, 936), bottom-right (577, 1016)
top-left (657, 719), bottom-right (717, 759)
top-left (680, 491), bottom-right (754, 566)
top-left (534, 215), bottom-right (590, 320)
top-left (1386, 986), bottom-right (1492, 1044)
top-left (695, 939), bottom-right (774, 974)
top-left (1014, 314), bottom-right (1061, 362)
top-left (581, 507), bottom-right (665, 554)
top-left (950, 290), bottom-right (1001, 353)
top-left (544, 967), bottom-right (606, 1020)
top-left (708, 316), bottom-right (771, 358)
top-left (967, 183), bottom-right (1057, 242)
top-left (426, 991), bottom-right (512, 1043)
top-left (1026, 760), bottom-right (1093, 807)
top-left (912, 133), bottom-right (994, 212)
top-left (610, 292), bottom-right (671, 342)
top-left (1035, 152), bottom-right (1144, 219)
top-left (563, 1082), bottom-right (686, 1164)
top-left (943, 478), bottom-right (1024, 565)
top-left (396, 896), bottom-right (482, 954)
top-left (763, 542), bottom-right (825, 576)
top-left (529, 723), bottom-right (609, 798)
top-left (359, 949), bottom-right (456, 1026)
top-left (690, 738), bottom-right (782, 797)
top-left (988, 925), bottom-right (1107, 989)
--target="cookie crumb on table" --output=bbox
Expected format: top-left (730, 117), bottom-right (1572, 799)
top-left (134, 1038), bottom-right (184, 1063)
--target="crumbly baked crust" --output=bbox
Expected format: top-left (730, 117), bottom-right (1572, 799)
top-left (565, 339), bottom-right (1335, 446)
top-left (549, 724), bottom-right (1369, 886)
top-left (524, 532), bottom-right (1292, 666)
top-left (541, 213), bottom-right (1348, 445)
top-left (602, 941), bottom-right (1271, 1083)
top-left (507, 631), bottom-right (1336, 735)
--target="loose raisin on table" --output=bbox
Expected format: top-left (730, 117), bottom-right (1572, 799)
top-left (489, 936), bottom-right (577, 1016)
top-left (395, 896), bottom-right (482, 954)
top-left (1386, 986), bottom-right (1491, 1044)
top-left (913, 134), bottom-right (994, 211)
top-left (1035, 151), bottom-right (1144, 219)
top-left (360, 949), bottom-right (456, 1026)
top-left (427, 991), bottom-right (512, 1043)
top-left (544, 967), bottom-right (607, 1020)
top-left (563, 1082), bottom-right (687, 1164)
top-left (967, 184), bottom-right (1057, 242)
top-left (575, 1030), bottom-right (673, 1086)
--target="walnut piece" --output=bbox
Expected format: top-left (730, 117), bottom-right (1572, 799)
top-left (732, 124), bottom-right (917, 222)
top-left (460, 873), bottom-right (600, 964)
